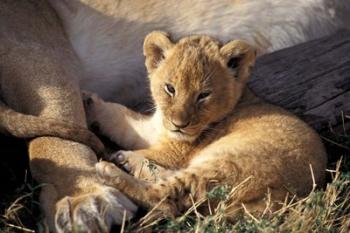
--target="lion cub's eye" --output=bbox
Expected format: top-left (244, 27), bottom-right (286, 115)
top-left (227, 56), bottom-right (241, 70)
top-left (164, 83), bottom-right (175, 96)
top-left (197, 91), bottom-right (211, 103)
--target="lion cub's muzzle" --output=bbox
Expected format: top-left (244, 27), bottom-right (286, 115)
top-left (166, 119), bottom-right (203, 141)
top-left (168, 110), bottom-right (192, 130)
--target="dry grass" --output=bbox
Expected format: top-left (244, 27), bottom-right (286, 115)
top-left (124, 158), bottom-right (350, 233)
top-left (0, 173), bottom-right (42, 233)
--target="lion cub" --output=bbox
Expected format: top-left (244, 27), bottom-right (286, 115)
top-left (85, 31), bottom-right (327, 216)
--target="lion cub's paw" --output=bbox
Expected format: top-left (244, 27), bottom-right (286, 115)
top-left (55, 186), bottom-right (137, 233)
top-left (96, 161), bottom-right (179, 217)
top-left (110, 150), bottom-right (145, 174)
top-left (109, 150), bottom-right (163, 181)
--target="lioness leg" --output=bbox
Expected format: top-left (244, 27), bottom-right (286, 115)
top-left (30, 138), bottom-right (137, 232)
top-left (0, 1), bottom-right (136, 232)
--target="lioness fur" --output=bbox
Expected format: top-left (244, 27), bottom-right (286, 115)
top-left (0, 100), bottom-right (104, 154)
top-left (0, 1), bottom-right (137, 232)
top-left (86, 32), bottom-right (327, 217)
top-left (50, 0), bottom-right (350, 106)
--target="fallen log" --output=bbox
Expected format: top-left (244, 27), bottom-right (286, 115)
top-left (250, 30), bottom-right (350, 134)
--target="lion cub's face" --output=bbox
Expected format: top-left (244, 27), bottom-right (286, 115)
top-left (143, 31), bottom-right (256, 141)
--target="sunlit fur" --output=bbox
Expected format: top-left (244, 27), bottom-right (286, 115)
top-left (148, 34), bottom-right (255, 141)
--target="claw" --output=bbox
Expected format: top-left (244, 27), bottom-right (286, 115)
top-left (109, 151), bottom-right (124, 164)
top-left (123, 162), bottom-right (131, 172)
top-left (109, 151), bottom-right (132, 174)
top-left (117, 153), bottom-right (125, 163)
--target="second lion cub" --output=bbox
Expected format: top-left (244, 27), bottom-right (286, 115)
top-left (84, 31), bottom-right (327, 216)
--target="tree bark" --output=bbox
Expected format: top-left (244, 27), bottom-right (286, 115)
top-left (249, 30), bottom-right (350, 134)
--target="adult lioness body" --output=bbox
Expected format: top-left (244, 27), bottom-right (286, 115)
top-left (0, 1), bottom-right (136, 232)
top-left (86, 32), bottom-right (327, 216)
top-left (50, 0), bottom-right (350, 107)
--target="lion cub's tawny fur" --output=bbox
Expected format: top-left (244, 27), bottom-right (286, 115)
top-left (86, 32), bottom-right (327, 216)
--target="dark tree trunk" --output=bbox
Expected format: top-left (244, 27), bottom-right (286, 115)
top-left (249, 30), bottom-right (350, 135)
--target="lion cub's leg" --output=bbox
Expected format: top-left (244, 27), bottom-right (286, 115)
top-left (83, 91), bottom-right (159, 150)
top-left (96, 155), bottom-right (245, 215)
top-left (96, 161), bottom-right (180, 215)
top-left (97, 142), bottom-right (287, 217)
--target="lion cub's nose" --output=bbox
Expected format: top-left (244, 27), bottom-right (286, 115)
top-left (171, 119), bottom-right (190, 129)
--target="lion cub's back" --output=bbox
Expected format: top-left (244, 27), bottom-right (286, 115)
top-left (226, 102), bottom-right (327, 195)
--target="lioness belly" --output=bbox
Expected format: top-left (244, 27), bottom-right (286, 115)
top-left (49, 0), bottom-right (349, 105)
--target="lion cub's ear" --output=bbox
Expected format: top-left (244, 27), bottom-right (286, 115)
top-left (220, 40), bottom-right (257, 84)
top-left (143, 31), bottom-right (174, 73)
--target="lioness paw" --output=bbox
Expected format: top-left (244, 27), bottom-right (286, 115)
top-left (55, 186), bottom-right (137, 233)
top-left (96, 161), bottom-right (130, 187)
